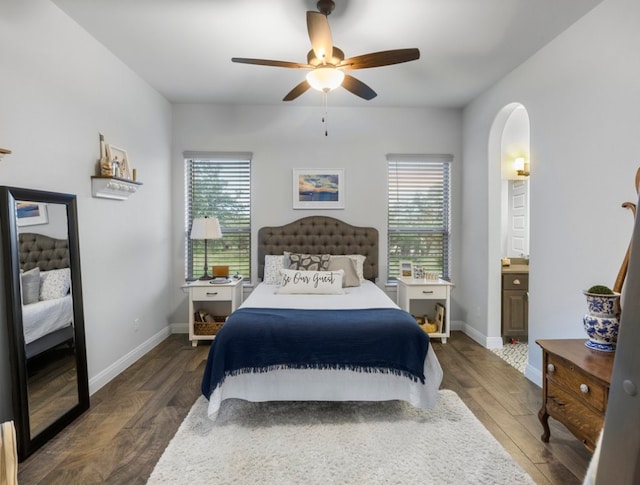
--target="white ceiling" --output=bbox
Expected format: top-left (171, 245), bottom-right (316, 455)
top-left (51, 0), bottom-right (602, 108)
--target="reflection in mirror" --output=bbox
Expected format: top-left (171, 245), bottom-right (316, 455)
top-left (1, 187), bottom-right (89, 461)
top-left (18, 204), bottom-right (78, 438)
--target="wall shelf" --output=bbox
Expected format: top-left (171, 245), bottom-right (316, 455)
top-left (0, 147), bottom-right (12, 160)
top-left (91, 176), bottom-right (142, 200)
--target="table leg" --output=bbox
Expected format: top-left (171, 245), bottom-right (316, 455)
top-left (538, 406), bottom-right (550, 443)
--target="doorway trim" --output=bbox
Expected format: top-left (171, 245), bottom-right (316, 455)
top-left (487, 102), bottom-right (530, 346)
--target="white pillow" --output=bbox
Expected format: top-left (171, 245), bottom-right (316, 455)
top-left (345, 254), bottom-right (366, 282)
top-left (277, 268), bottom-right (344, 295)
top-left (263, 255), bottom-right (284, 284)
top-left (327, 255), bottom-right (360, 287)
top-left (39, 268), bottom-right (71, 301)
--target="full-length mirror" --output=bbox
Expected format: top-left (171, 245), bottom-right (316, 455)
top-left (0, 186), bottom-right (89, 460)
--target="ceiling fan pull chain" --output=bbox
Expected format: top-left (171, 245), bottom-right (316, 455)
top-left (322, 91), bottom-right (329, 136)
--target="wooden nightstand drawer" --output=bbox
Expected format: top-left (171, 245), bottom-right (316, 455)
top-left (191, 286), bottom-right (232, 301)
top-left (404, 285), bottom-right (447, 300)
top-left (502, 273), bottom-right (528, 289)
top-left (546, 353), bottom-right (608, 412)
top-left (546, 381), bottom-right (604, 449)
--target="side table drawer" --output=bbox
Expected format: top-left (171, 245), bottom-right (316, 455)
top-left (405, 285), bottom-right (447, 300)
top-left (191, 286), bottom-right (231, 301)
top-left (547, 381), bottom-right (604, 449)
top-left (502, 273), bottom-right (528, 289)
top-left (546, 353), bottom-right (608, 412)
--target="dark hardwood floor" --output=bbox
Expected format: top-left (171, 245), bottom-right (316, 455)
top-left (17, 331), bottom-right (591, 484)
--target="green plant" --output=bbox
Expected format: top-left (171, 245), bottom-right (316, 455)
top-left (586, 285), bottom-right (615, 295)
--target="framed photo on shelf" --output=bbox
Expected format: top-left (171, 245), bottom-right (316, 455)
top-left (16, 201), bottom-right (48, 227)
top-left (435, 303), bottom-right (446, 333)
top-left (399, 261), bottom-right (413, 278)
top-left (293, 168), bottom-right (344, 209)
top-left (106, 144), bottom-right (131, 179)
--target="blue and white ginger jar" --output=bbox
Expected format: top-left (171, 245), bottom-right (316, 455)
top-left (583, 291), bottom-right (620, 352)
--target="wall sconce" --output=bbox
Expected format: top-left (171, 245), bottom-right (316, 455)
top-left (514, 157), bottom-right (530, 177)
top-left (0, 147), bottom-right (12, 161)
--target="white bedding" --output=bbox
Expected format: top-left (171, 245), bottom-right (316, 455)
top-left (22, 294), bottom-right (73, 345)
top-left (206, 281), bottom-right (443, 418)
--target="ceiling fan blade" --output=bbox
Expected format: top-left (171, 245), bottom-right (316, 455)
top-left (342, 74), bottom-right (377, 100)
top-left (283, 80), bottom-right (311, 101)
top-left (232, 57), bottom-right (310, 69)
top-left (339, 48), bottom-right (420, 70)
top-left (306, 11), bottom-right (333, 63)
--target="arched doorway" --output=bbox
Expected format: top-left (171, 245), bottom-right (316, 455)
top-left (487, 103), bottom-right (531, 348)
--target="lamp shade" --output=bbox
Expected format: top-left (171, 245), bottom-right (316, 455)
top-left (306, 67), bottom-right (345, 93)
top-left (190, 217), bottom-right (222, 240)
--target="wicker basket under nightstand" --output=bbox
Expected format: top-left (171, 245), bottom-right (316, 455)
top-left (193, 317), bottom-right (227, 336)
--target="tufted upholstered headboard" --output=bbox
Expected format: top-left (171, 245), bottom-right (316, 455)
top-left (257, 216), bottom-right (378, 282)
top-left (18, 233), bottom-right (70, 272)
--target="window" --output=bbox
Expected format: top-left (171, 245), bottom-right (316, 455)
top-left (387, 154), bottom-right (452, 283)
top-left (185, 152), bottom-right (252, 282)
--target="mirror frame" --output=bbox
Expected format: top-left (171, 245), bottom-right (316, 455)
top-left (0, 186), bottom-right (89, 460)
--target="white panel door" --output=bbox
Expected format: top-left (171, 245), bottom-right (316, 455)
top-left (508, 180), bottom-right (529, 258)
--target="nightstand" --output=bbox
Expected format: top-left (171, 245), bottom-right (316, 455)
top-left (536, 339), bottom-right (614, 451)
top-left (396, 277), bottom-right (454, 343)
top-left (186, 278), bottom-right (243, 347)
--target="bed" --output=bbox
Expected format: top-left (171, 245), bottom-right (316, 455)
top-left (201, 216), bottom-right (443, 418)
top-left (18, 233), bottom-right (74, 359)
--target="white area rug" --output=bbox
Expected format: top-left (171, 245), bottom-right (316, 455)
top-left (491, 343), bottom-right (528, 373)
top-left (148, 390), bottom-right (534, 484)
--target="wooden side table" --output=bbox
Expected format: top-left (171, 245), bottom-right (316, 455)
top-left (536, 339), bottom-right (614, 451)
top-left (185, 278), bottom-right (243, 347)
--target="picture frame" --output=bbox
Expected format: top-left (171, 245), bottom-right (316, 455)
top-left (435, 303), bottom-right (446, 334)
top-left (399, 261), bottom-right (413, 278)
top-left (293, 168), bottom-right (344, 209)
top-left (413, 265), bottom-right (425, 279)
top-left (106, 144), bottom-right (131, 179)
top-left (16, 201), bottom-right (48, 227)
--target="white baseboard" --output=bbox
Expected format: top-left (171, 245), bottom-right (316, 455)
top-left (453, 320), bottom-right (503, 349)
top-left (88, 326), bottom-right (170, 395)
top-left (524, 362), bottom-right (542, 387)
top-left (171, 322), bottom-right (188, 334)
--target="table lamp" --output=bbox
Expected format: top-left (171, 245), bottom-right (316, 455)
top-left (190, 216), bottom-right (222, 280)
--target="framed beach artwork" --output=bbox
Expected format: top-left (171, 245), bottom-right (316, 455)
top-left (399, 261), bottom-right (413, 278)
top-left (293, 169), bottom-right (344, 209)
top-left (16, 201), bottom-right (48, 227)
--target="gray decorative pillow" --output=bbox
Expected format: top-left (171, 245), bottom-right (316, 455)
top-left (21, 267), bottom-right (41, 305)
top-left (287, 253), bottom-right (331, 271)
top-left (328, 255), bottom-right (360, 287)
top-left (39, 268), bottom-right (71, 301)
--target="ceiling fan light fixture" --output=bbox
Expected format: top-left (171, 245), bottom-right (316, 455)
top-left (306, 67), bottom-right (345, 93)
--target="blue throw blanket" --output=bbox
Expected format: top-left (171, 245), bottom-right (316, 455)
top-left (201, 307), bottom-right (430, 399)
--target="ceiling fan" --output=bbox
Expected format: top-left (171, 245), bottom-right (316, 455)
top-left (231, 0), bottom-right (420, 101)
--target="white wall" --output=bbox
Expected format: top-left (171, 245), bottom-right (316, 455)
top-left (170, 104), bottom-right (463, 322)
top-left (460, 0), bottom-right (640, 382)
top-left (0, 0), bottom-right (173, 412)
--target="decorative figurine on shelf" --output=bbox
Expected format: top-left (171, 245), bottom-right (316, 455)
top-left (99, 133), bottom-right (113, 176)
top-left (112, 157), bottom-right (121, 178)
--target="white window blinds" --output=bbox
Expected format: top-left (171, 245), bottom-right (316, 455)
top-left (184, 152), bottom-right (252, 281)
top-left (387, 154), bottom-right (452, 283)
